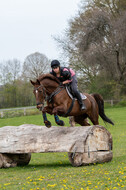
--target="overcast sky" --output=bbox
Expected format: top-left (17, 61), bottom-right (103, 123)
top-left (0, 0), bottom-right (81, 63)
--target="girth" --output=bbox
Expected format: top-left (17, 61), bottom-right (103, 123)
top-left (63, 98), bottom-right (75, 117)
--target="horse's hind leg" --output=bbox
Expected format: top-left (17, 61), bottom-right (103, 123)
top-left (74, 115), bottom-right (90, 126)
top-left (84, 118), bottom-right (90, 126)
top-left (88, 112), bottom-right (99, 125)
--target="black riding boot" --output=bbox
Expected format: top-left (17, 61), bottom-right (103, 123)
top-left (74, 91), bottom-right (86, 110)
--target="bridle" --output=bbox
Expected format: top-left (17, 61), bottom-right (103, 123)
top-left (34, 83), bottom-right (74, 117)
top-left (34, 84), bottom-right (65, 108)
top-left (34, 84), bottom-right (47, 108)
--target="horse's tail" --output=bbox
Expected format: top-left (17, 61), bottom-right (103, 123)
top-left (92, 93), bottom-right (114, 125)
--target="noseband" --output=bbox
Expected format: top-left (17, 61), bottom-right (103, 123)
top-left (34, 84), bottom-right (47, 106)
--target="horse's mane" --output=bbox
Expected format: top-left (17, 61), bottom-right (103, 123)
top-left (38, 73), bottom-right (60, 84)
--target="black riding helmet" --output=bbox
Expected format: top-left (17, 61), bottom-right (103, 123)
top-left (51, 60), bottom-right (60, 68)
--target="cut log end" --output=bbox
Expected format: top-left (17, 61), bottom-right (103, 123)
top-left (68, 151), bottom-right (113, 167)
top-left (0, 153), bottom-right (31, 168)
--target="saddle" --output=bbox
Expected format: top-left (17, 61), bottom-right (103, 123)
top-left (66, 85), bottom-right (87, 100)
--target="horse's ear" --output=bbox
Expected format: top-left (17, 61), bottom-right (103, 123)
top-left (36, 79), bottom-right (40, 85)
top-left (30, 80), bottom-right (35, 86)
top-left (30, 79), bottom-right (40, 86)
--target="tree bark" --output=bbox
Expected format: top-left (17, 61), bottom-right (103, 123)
top-left (0, 124), bottom-right (112, 167)
top-left (0, 153), bottom-right (31, 168)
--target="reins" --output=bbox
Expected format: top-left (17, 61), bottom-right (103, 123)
top-left (35, 83), bottom-right (75, 116)
top-left (34, 84), bottom-right (65, 105)
top-left (47, 85), bottom-right (65, 102)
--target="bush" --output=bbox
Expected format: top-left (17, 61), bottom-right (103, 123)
top-left (0, 108), bottom-right (40, 119)
top-left (116, 100), bottom-right (126, 107)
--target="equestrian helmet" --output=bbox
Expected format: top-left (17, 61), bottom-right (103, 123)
top-left (51, 60), bottom-right (60, 68)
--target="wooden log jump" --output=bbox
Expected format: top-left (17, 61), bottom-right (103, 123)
top-left (0, 124), bottom-right (113, 168)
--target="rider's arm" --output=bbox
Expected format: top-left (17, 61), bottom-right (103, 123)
top-left (62, 68), bottom-right (73, 84)
top-left (62, 80), bottom-right (72, 85)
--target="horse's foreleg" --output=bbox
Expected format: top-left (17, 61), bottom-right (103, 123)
top-left (42, 112), bottom-right (51, 128)
top-left (42, 106), bottom-right (52, 128)
top-left (52, 106), bottom-right (65, 126)
top-left (54, 114), bottom-right (64, 126)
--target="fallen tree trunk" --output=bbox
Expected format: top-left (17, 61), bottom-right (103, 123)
top-left (0, 124), bottom-right (112, 167)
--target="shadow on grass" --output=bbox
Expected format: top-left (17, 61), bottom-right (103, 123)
top-left (17, 162), bottom-right (72, 169)
top-left (31, 163), bottom-right (71, 167)
top-left (19, 160), bottom-right (111, 169)
top-left (8, 153), bottom-right (126, 170)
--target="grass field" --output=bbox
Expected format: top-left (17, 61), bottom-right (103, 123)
top-left (0, 107), bottom-right (126, 190)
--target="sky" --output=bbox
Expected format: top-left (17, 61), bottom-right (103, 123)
top-left (0, 0), bottom-right (81, 63)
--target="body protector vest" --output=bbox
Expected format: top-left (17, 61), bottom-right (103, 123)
top-left (50, 67), bottom-right (72, 82)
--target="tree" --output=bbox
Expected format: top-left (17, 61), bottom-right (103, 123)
top-left (0, 58), bottom-right (37, 108)
top-left (16, 79), bottom-right (35, 107)
top-left (55, 0), bottom-right (126, 98)
top-left (85, 0), bottom-right (126, 17)
top-left (0, 59), bottom-right (21, 107)
top-left (0, 59), bottom-right (21, 85)
top-left (22, 52), bottom-right (50, 80)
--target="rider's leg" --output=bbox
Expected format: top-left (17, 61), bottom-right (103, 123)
top-left (70, 76), bottom-right (86, 110)
top-left (74, 90), bottom-right (86, 110)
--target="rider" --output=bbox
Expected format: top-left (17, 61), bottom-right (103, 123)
top-left (50, 59), bottom-right (86, 110)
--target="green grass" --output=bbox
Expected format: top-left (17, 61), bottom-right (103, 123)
top-left (0, 108), bottom-right (126, 190)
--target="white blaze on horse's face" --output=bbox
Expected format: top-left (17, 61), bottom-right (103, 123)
top-left (36, 90), bottom-right (38, 94)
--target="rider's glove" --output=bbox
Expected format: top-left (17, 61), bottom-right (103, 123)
top-left (60, 82), bottom-right (63, 86)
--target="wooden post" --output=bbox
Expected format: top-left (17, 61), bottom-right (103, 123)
top-left (0, 124), bottom-right (113, 167)
top-left (0, 112), bottom-right (3, 118)
top-left (24, 108), bottom-right (26, 116)
top-left (111, 100), bottom-right (113, 106)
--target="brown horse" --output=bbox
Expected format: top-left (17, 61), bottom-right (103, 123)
top-left (30, 73), bottom-right (114, 127)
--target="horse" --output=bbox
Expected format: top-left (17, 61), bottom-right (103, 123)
top-left (30, 73), bottom-right (114, 128)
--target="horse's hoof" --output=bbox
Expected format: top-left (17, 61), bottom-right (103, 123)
top-left (45, 121), bottom-right (51, 128)
top-left (58, 120), bottom-right (65, 126)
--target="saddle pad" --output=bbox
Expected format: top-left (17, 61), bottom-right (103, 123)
top-left (66, 86), bottom-right (87, 100)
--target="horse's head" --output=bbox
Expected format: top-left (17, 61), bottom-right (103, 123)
top-left (30, 79), bottom-right (46, 111)
top-left (31, 74), bottom-right (61, 110)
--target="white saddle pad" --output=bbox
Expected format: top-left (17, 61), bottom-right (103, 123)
top-left (66, 86), bottom-right (87, 100)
